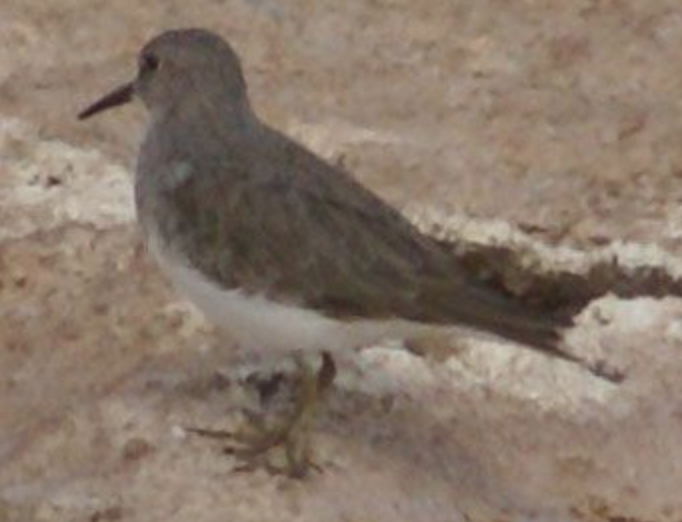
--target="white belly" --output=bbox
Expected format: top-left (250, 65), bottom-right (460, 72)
top-left (149, 241), bottom-right (425, 353)
top-left (166, 257), bottom-right (343, 351)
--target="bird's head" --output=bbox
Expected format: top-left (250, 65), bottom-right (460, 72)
top-left (79, 28), bottom-right (249, 121)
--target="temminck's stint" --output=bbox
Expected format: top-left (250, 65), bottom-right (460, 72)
top-left (79, 28), bottom-right (617, 477)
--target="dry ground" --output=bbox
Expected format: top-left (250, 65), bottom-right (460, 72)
top-left (3, 1), bottom-right (682, 521)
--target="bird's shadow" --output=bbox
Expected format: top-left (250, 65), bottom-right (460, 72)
top-left (439, 235), bottom-right (682, 314)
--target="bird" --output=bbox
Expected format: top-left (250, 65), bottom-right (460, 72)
top-left (79, 28), bottom-right (614, 477)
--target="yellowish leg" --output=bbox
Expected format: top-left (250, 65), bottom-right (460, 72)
top-left (189, 352), bottom-right (336, 478)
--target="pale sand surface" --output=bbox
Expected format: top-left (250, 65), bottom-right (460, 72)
top-left (2, 2), bottom-right (682, 521)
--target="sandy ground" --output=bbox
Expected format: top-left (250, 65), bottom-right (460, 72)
top-left (3, 1), bottom-right (682, 521)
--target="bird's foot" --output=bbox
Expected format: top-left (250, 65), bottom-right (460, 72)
top-left (189, 352), bottom-right (336, 479)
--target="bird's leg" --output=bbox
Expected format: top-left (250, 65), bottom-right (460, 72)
top-left (191, 351), bottom-right (336, 478)
top-left (279, 353), bottom-right (324, 477)
top-left (234, 351), bottom-right (336, 477)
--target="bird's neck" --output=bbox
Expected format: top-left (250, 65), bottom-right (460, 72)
top-left (150, 84), bottom-right (258, 142)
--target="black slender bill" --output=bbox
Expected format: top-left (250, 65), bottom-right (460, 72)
top-left (78, 82), bottom-right (134, 120)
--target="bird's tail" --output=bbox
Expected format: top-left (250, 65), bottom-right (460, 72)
top-left (472, 305), bottom-right (574, 360)
top-left (418, 281), bottom-right (621, 382)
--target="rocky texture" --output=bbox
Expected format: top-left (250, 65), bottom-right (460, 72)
top-left (3, 2), bottom-right (682, 521)
top-left (3, 115), bottom-right (682, 522)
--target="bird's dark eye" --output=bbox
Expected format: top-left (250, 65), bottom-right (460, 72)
top-left (141, 53), bottom-right (160, 73)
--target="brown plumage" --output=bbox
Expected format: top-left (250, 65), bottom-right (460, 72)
top-left (80, 28), bottom-right (610, 378)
